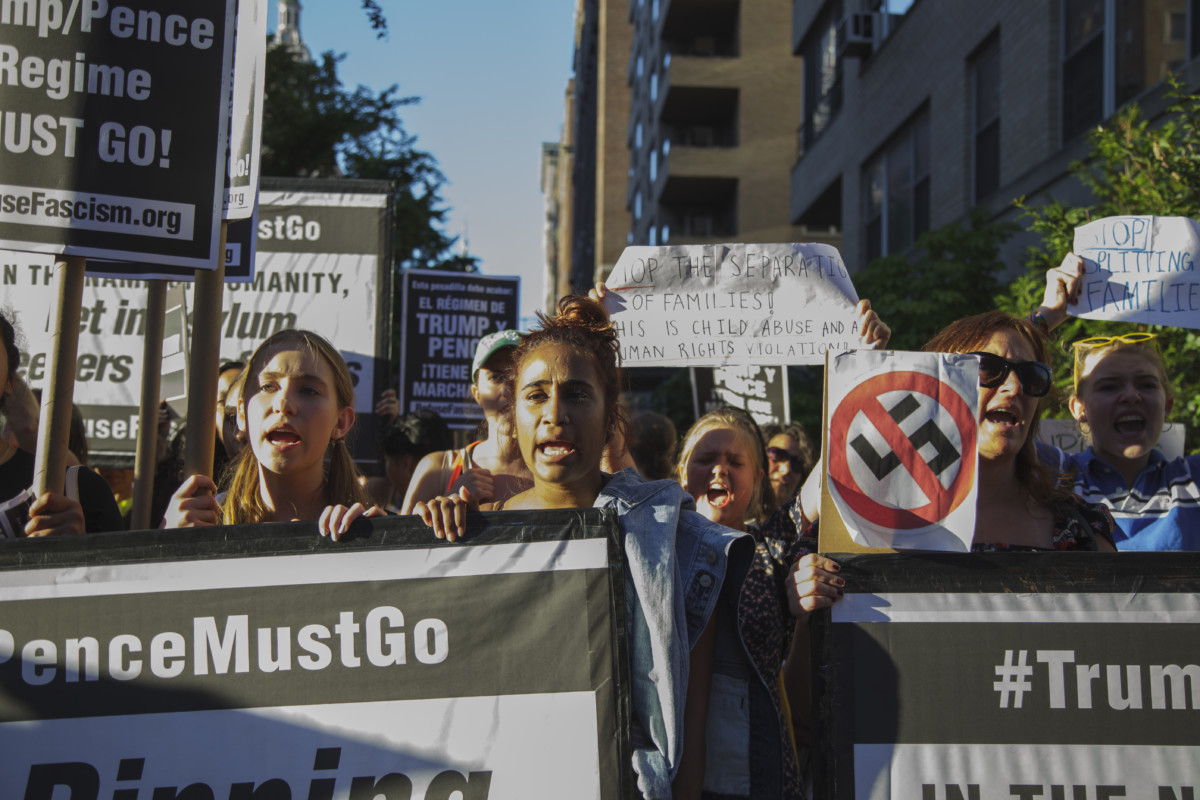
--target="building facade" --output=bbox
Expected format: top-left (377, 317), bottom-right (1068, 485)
top-left (791, 0), bottom-right (1200, 273)
top-left (624, 0), bottom-right (830, 261)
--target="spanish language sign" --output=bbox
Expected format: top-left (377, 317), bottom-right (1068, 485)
top-left (0, 0), bottom-right (235, 268)
top-left (824, 350), bottom-right (979, 552)
top-left (0, 513), bottom-right (630, 800)
top-left (400, 271), bottom-right (520, 429)
top-left (1071, 216), bottom-right (1200, 328)
top-left (600, 244), bottom-right (860, 367)
top-left (814, 553), bottom-right (1200, 800)
top-left (7, 179), bottom-right (390, 466)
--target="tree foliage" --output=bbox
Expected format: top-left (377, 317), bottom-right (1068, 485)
top-left (998, 74), bottom-right (1200, 449)
top-left (852, 207), bottom-right (1019, 352)
top-left (261, 47), bottom-right (478, 273)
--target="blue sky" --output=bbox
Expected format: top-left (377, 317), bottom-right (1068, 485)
top-left (271, 1), bottom-right (578, 320)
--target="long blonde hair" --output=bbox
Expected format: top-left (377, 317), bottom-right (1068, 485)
top-left (221, 330), bottom-right (371, 524)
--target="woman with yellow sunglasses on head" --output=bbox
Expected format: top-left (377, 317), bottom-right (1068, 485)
top-left (1029, 253), bottom-right (1199, 551)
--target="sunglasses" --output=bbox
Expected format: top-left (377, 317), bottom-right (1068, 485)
top-left (1072, 332), bottom-right (1158, 349)
top-left (967, 352), bottom-right (1054, 397)
top-left (766, 447), bottom-right (804, 470)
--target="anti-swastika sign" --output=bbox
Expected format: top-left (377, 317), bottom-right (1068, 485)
top-left (826, 351), bottom-right (980, 552)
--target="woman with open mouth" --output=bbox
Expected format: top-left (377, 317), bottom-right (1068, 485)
top-left (162, 329), bottom-right (383, 529)
top-left (413, 295), bottom-right (804, 799)
top-left (1026, 253), bottom-right (1200, 550)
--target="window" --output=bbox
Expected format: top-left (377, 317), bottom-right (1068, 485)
top-left (972, 37), bottom-right (1001, 203)
top-left (635, 193), bottom-right (643, 220)
top-left (1062, 0), bottom-right (1194, 143)
top-left (649, 226), bottom-right (658, 246)
top-left (801, 1), bottom-right (843, 156)
top-left (651, 73), bottom-right (659, 102)
top-left (650, 150), bottom-right (658, 182)
top-left (868, 0), bottom-right (914, 44)
top-left (863, 110), bottom-right (931, 261)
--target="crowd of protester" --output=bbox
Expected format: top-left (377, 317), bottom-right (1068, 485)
top-left (2, 249), bottom-right (1197, 798)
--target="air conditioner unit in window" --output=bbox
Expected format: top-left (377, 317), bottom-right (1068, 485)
top-left (836, 12), bottom-right (875, 59)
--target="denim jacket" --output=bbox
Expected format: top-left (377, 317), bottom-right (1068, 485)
top-left (595, 469), bottom-right (751, 799)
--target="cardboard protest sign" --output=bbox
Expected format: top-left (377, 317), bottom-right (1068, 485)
top-left (0, 511), bottom-right (631, 800)
top-left (1071, 216), bottom-right (1200, 328)
top-left (600, 243), bottom-right (861, 367)
top-left (813, 552), bottom-right (1200, 799)
top-left (691, 365), bottom-right (790, 427)
top-left (0, 0), bottom-right (235, 269)
top-left (223, 0), bottom-right (266, 220)
top-left (8, 179), bottom-right (391, 466)
top-left (400, 271), bottom-right (520, 429)
top-left (821, 350), bottom-right (979, 553)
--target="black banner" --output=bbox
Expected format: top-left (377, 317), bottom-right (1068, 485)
top-left (814, 553), bottom-right (1200, 800)
top-left (0, 509), bottom-right (632, 800)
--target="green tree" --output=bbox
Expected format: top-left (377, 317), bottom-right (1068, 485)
top-left (999, 74), bottom-right (1200, 449)
top-left (262, 47), bottom-right (478, 273)
top-left (853, 207), bottom-right (1019, 352)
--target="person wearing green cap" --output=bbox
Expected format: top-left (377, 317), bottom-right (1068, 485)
top-left (400, 330), bottom-right (533, 513)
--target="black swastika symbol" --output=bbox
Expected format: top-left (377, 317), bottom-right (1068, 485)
top-left (850, 394), bottom-right (961, 481)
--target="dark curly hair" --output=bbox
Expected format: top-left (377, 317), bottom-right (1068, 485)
top-left (506, 295), bottom-right (630, 445)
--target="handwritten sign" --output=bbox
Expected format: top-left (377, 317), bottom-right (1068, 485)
top-left (825, 350), bottom-right (979, 552)
top-left (601, 244), bottom-right (860, 367)
top-left (1071, 216), bottom-right (1200, 328)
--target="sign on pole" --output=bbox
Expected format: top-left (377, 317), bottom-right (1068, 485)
top-left (223, 0), bottom-right (266, 221)
top-left (400, 271), bottom-right (520, 430)
top-left (600, 244), bottom-right (861, 367)
top-left (10, 178), bottom-right (392, 467)
top-left (0, 511), bottom-right (632, 799)
top-left (0, 0), bottom-right (236, 269)
top-left (814, 553), bottom-right (1200, 799)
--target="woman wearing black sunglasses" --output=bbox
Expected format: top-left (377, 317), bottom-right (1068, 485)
top-left (791, 312), bottom-right (1118, 621)
top-left (921, 311), bottom-right (1117, 551)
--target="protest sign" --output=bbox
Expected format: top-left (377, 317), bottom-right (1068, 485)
top-left (691, 365), bottom-right (790, 427)
top-left (1071, 216), bottom-right (1200, 328)
top-left (0, 0), bottom-right (235, 269)
top-left (400, 271), bottom-right (520, 429)
top-left (813, 552), bottom-right (1200, 800)
top-left (1039, 418), bottom-right (1185, 460)
top-left (8, 178), bottom-right (391, 467)
top-left (0, 511), bottom-right (631, 800)
top-left (223, 0), bottom-right (266, 221)
top-left (85, 209), bottom-right (258, 282)
top-left (600, 244), bottom-right (860, 367)
top-left (822, 350), bottom-right (979, 553)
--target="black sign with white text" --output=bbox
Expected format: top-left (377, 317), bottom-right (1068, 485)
top-left (0, 510), bottom-right (631, 800)
top-left (400, 271), bottom-right (520, 429)
top-left (814, 553), bottom-right (1200, 800)
top-left (0, 0), bottom-right (235, 268)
